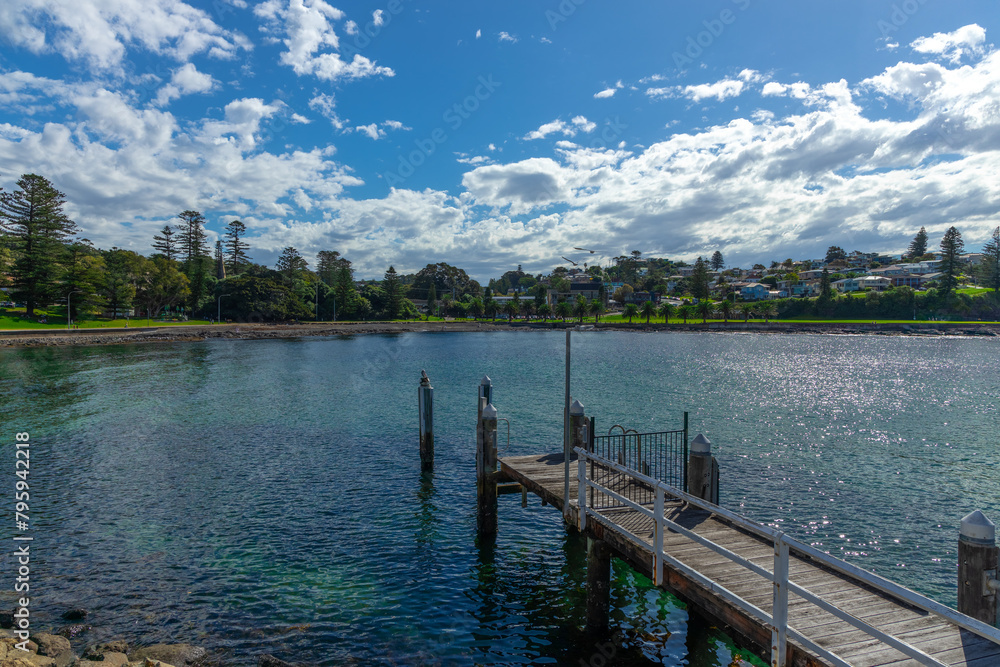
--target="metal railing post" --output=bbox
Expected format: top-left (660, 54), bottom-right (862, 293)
top-left (772, 532), bottom-right (789, 667)
top-left (578, 452), bottom-right (588, 531)
top-left (654, 485), bottom-right (665, 586)
top-left (682, 411), bottom-right (689, 491)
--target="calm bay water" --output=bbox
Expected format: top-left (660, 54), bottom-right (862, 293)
top-left (2, 331), bottom-right (998, 666)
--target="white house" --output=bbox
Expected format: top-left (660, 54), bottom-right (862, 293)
top-left (832, 276), bottom-right (892, 292)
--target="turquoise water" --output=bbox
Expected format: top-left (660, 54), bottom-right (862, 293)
top-left (2, 331), bottom-right (998, 665)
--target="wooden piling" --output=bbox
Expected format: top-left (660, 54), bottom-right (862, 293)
top-left (958, 510), bottom-right (999, 625)
top-left (688, 433), bottom-right (718, 504)
top-left (586, 537), bottom-right (612, 634)
top-left (418, 370), bottom-right (434, 472)
top-left (477, 401), bottom-right (499, 536)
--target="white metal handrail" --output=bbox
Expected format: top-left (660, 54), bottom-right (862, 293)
top-left (573, 448), bottom-right (985, 667)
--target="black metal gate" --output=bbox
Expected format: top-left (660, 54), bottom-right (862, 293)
top-left (586, 413), bottom-right (688, 510)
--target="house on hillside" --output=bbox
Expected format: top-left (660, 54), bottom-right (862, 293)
top-left (740, 283), bottom-right (769, 301)
top-left (832, 276), bottom-right (891, 292)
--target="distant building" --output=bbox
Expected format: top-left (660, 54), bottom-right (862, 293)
top-left (740, 284), bottom-right (769, 301)
top-left (832, 276), bottom-right (891, 292)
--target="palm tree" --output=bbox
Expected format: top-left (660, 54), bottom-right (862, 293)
top-left (760, 300), bottom-right (776, 323)
top-left (574, 295), bottom-right (589, 322)
top-left (678, 304), bottom-right (693, 323)
top-left (659, 302), bottom-right (675, 324)
top-left (537, 303), bottom-right (552, 321)
top-left (590, 298), bottom-right (605, 324)
top-left (623, 302), bottom-right (639, 323)
top-left (469, 297), bottom-right (484, 321)
top-left (504, 301), bottom-right (518, 321)
top-left (521, 300), bottom-right (535, 321)
top-left (719, 299), bottom-right (734, 323)
top-left (739, 302), bottom-right (754, 322)
top-left (640, 300), bottom-right (656, 323)
top-left (556, 300), bottom-right (572, 323)
top-left (697, 300), bottom-right (712, 323)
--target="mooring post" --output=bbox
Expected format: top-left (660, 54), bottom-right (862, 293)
top-left (586, 537), bottom-right (612, 634)
top-left (688, 433), bottom-right (718, 504)
top-left (958, 510), bottom-right (999, 625)
top-left (478, 375), bottom-right (492, 421)
top-left (477, 402), bottom-right (499, 536)
top-left (419, 370), bottom-right (434, 472)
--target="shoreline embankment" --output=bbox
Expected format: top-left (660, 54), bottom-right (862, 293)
top-left (1, 320), bottom-right (998, 349)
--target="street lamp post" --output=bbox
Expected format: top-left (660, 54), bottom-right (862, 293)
top-left (217, 294), bottom-right (230, 323)
top-left (66, 290), bottom-right (83, 329)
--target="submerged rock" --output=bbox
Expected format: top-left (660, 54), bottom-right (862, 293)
top-left (29, 635), bottom-right (69, 658)
top-left (256, 656), bottom-right (296, 667)
top-left (60, 612), bottom-right (87, 623)
top-left (127, 645), bottom-right (204, 667)
top-left (82, 642), bottom-right (129, 661)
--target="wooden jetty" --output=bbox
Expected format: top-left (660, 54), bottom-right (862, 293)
top-left (488, 421), bottom-right (1000, 667)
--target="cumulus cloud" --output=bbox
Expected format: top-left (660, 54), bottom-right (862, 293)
top-left (682, 78), bottom-right (745, 102)
top-left (154, 63), bottom-right (216, 106)
top-left (254, 0), bottom-right (394, 81)
top-left (594, 80), bottom-right (624, 99)
top-left (910, 24), bottom-right (987, 64)
top-left (524, 115), bottom-right (596, 140)
top-left (460, 44), bottom-right (1000, 268)
top-left (0, 0), bottom-right (250, 71)
top-left (498, 32), bottom-right (518, 43)
top-left (762, 81), bottom-right (811, 98)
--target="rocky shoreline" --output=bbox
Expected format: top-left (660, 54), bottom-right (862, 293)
top-left (0, 622), bottom-right (295, 667)
top-left (0, 320), bottom-right (998, 349)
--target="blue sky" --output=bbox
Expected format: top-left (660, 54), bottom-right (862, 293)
top-left (1, 1), bottom-right (999, 280)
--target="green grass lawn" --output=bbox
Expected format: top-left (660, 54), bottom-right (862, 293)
top-left (0, 308), bottom-right (212, 330)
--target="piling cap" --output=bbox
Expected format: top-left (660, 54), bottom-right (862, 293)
top-left (961, 510), bottom-right (996, 544)
top-left (480, 375), bottom-right (492, 387)
top-left (691, 433), bottom-right (712, 455)
top-left (482, 402), bottom-right (498, 420)
top-left (570, 399), bottom-right (585, 416)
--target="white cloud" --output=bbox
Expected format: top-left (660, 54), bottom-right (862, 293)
top-left (154, 63), bottom-right (216, 106)
top-left (910, 24), bottom-right (987, 64)
top-left (475, 29), bottom-right (481, 39)
top-left (761, 81), bottom-right (811, 98)
top-left (254, 0), bottom-right (394, 81)
top-left (456, 154), bottom-right (493, 166)
top-left (459, 47), bottom-right (1000, 269)
top-left (0, 0), bottom-right (249, 72)
top-left (524, 116), bottom-right (596, 140)
top-left (372, 9), bottom-right (384, 26)
top-left (382, 120), bottom-right (410, 131)
top-left (291, 113), bottom-right (311, 124)
top-left (308, 92), bottom-right (343, 129)
top-left (344, 20), bottom-right (358, 35)
top-left (498, 32), bottom-right (518, 43)
top-left (595, 81), bottom-right (625, 98)
top-left (682, 78), bottom-right (745, 102)
top-left (355, 123), bottom-right (382, 140)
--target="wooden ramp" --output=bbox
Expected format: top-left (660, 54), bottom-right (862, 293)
top-left (499, 452), bottom-right (1000, 667)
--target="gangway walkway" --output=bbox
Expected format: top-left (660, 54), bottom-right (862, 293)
top-left (498, 450), bottom-right (1000, 667)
